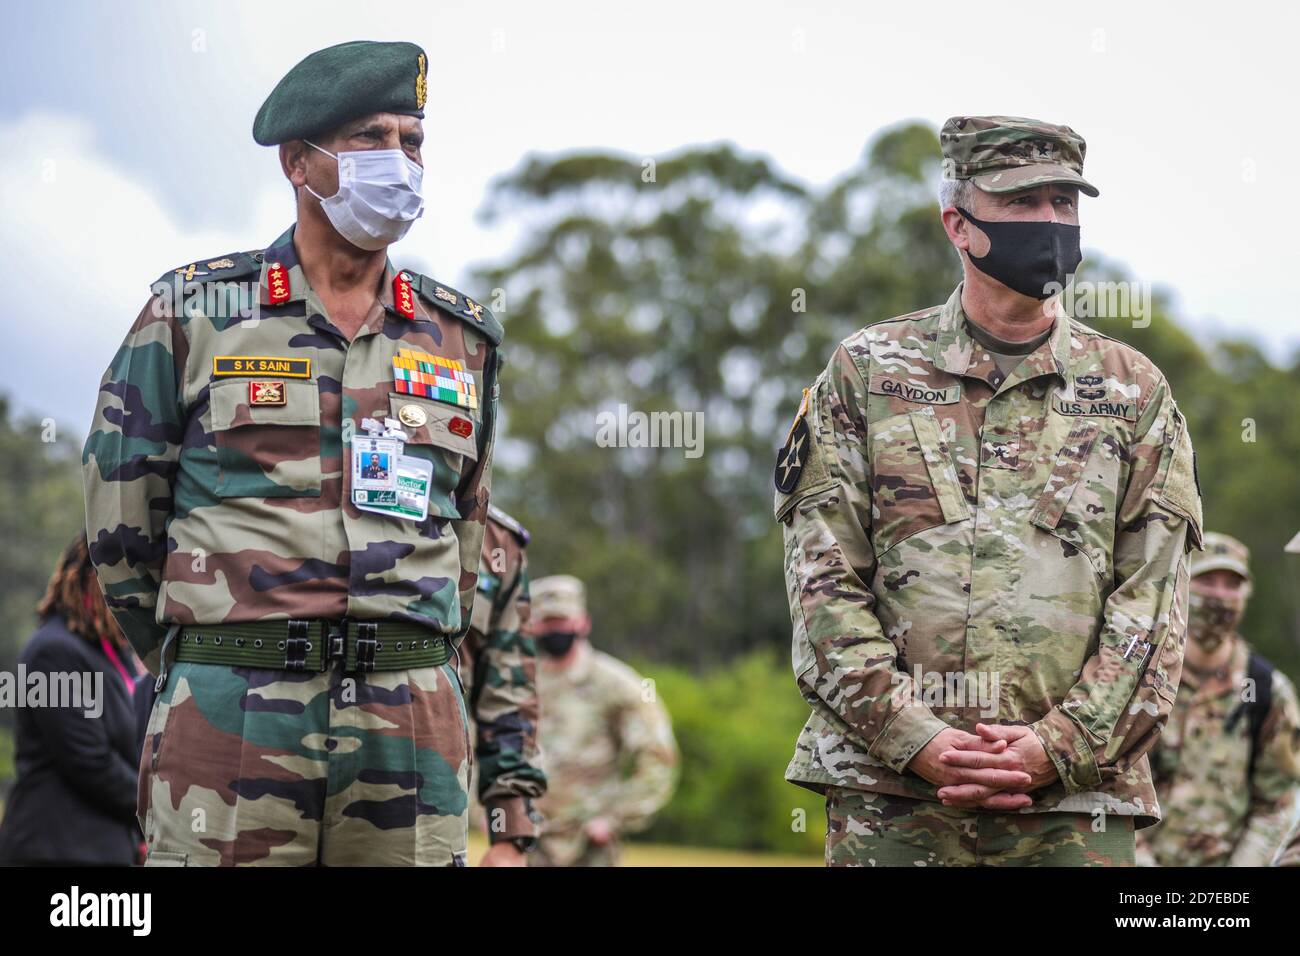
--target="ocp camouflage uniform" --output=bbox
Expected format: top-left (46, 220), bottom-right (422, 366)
top-left (462, 505), bottom-right (546, 846)
top-left (776, 284), bottom-right (1202, 866)
top-left (532, 648), bottom-right (678, 866)
top-left (1138, 639), bottom-right (1300, 867)
top-left (1277, 819), bottom-right (1300, 867)
top-left (83, 228), bottom-right (501, 865)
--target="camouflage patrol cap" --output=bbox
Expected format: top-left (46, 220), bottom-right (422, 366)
top-left (531, 575), bottom-right (587, 619)
top-left (253, 40), bottom-right (428, 146)
top-left (940, 115), bottom-right (1099, 198)
top-left (1192, 532), bottom-right (1251, 582)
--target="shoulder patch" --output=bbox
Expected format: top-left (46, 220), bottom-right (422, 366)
top-left (773, 380), bottom-right (835, 522)
top-left (487, 503), bottom-right (530, 545)
top-left (411, 273), bottom-right (503, 346)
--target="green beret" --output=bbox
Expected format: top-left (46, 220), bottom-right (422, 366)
top-left (253, 40), bottom-right (428, 146)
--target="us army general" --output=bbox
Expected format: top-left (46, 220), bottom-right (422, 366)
top-left (775, 116), bottom-right (1203, 866)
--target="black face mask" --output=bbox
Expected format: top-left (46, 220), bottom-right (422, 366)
top-left (957, 207), bottom-right (1082, 300)
top-left (537, 631), bottom-right (579, 657)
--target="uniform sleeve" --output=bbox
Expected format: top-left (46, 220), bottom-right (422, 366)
top-left (452, 347), bottom-right (498, 638)
top-left (604, 680), bottom-right (679, 835)
top-left (775, 345), bottom-right (949, 773)
top-left (1031, 378), bottom-right (1202, 794)
top-left (83, 296), bottom-right (187, 669)
top-left (1229, 671), bottom-right (1300, 866)
top-left (473, 548), bottom-right (547, 843)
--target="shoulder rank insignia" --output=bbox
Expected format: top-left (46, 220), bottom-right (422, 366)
top-left (267, 261), bottom-right (291, 304)
top-left (393, 271), bottom-right (417, 319)
top-left (175, 263), bottom-right (208, 281)
top-left (409, 273), bottom-right (503, 346)
top-left (207, 257), bottom-right (236, 270)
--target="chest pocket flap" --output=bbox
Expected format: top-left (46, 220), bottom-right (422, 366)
top-left (390, 395), bottom-right (479, 461)
top-left (388, 394), bottom-right (479, 520)
top-left (209, 377), bottom-right (321, 497)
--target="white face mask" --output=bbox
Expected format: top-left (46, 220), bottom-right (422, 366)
top-left (304, 141), bottom-right (424, 251)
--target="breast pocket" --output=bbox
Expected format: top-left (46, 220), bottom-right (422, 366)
top-left (1029, 417), bottom-right (1121, 578)
top-left (868, 407), bottom-right (970, 556)
top-left (389, 394), bottom-right (479, 519)
top-left (209, 377), bottom-right (321, 497)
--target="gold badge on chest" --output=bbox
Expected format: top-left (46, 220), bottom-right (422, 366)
top-left (398, 403), bottom-right (428, 428)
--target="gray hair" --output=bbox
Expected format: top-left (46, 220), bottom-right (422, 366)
top-left (938, 176), bottom-right (976, 212)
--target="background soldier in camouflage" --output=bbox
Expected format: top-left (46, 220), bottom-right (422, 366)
top-left (1137, 533), bottom-right (1300, 866)
top-left (776, 116), bottom-right (1202, 866)
top-left (83, 41), bottom-right (503, 865)
top-left (528, 575), bottom-right (678, 866)
top-left (462, 504), bottom-right (546, 865)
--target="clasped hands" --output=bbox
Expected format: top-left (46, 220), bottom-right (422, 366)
top-left (908, 724), bottom-right (1058, 810)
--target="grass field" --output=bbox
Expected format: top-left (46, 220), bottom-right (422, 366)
top-left (466, 832), bottom-right (820, 867)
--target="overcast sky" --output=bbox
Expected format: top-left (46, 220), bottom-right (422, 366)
top-left (2, 0), bottom-right (1296, 433)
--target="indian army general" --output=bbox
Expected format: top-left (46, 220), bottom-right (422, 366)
top-left (82, 40), bottom-right (504, 865)
top-left (461, 504), bottom-right (546, 865)
top-left (528, 575), bottom-right (679, 866)
top-left (775, 116), bottom-right (1203, 866)
top-left (1136, 533), bottom-right (1300, 866)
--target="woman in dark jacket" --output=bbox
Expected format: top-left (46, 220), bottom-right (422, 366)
top-left (0, 534), bottom-right (142, 865)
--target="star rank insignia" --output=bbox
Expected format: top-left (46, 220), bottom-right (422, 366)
top-left (775, 416), bottom-right (810, 494)
top-left (461, 297), bottom-right (485, 323)
top-left (267, 261), bottom-right (290, 304)
top-left (393, 271), bottom-right (416, 319)
top-left (248, 380), bottom-right (285, 406)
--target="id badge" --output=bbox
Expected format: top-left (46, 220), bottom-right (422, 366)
top-left (355, 455), bottom-right (434, 522)
top-left (352, 436), bottom-right (400, 493)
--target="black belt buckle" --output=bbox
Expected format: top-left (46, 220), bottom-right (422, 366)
top-left (284, 619), bottom-right (311, 671)
top-left (326, 619), bottom-right (348, 664)
top-left (354, 622), bottom-right (378, 674)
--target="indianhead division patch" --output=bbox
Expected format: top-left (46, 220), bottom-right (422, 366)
top-left (775, 417), bottom-right (810, 494)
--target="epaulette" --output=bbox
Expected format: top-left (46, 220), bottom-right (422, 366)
top-left (155, 251), bottom-right (262, 288)
top-left (487, 504), bottom-right (530, 546)
top-left (409, 273), bottom-right (503, 347)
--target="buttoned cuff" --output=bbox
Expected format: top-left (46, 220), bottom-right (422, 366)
top-left (869, 704), bottom-right (949, 773)
top-left (484, 796), bottom-right (542, 843)
top-left (1031, 707), bottom-right (1102, 793)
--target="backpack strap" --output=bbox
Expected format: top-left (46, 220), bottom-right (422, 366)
top-left (1225, 651), bottom-right (1275, 782)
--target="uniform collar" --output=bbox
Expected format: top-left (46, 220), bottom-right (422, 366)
top-left (258, 224), bottom-right (421, 324)
top-left (931, 282), bottom-right (1072, 392)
